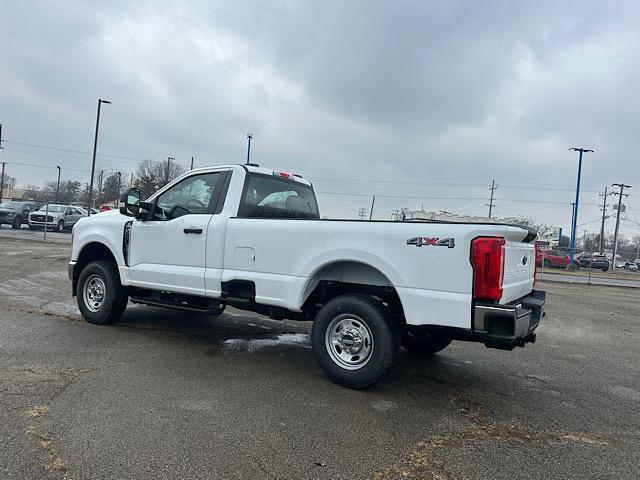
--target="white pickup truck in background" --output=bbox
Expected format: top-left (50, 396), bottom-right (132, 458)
top-left (68, 164), bottom-right (545, 388)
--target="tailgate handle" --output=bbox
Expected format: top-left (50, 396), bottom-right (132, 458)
top-left (183, 227), bottom-right (202, 234)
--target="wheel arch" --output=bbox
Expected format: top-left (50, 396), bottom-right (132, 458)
top-left (72, 242), bottom-right (119, 296)
top-left (300, 259), bottom-right (406, 322)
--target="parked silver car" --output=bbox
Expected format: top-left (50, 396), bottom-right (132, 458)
top-left (28, 205), bottom-right (85, 232)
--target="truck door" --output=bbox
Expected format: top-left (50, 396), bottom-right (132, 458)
top-left (128, 171), bottom-right (229, 296)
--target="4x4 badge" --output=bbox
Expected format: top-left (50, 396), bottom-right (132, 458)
top-left (407, 237), bottom-right (455, 248)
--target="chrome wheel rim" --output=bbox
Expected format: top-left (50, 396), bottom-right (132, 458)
top-left (83, 274), bottom-right (106, 313)
top-left (325, 314), bottom-right (374, 370)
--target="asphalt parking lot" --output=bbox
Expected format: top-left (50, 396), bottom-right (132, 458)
top-left (1, 236), bottom-right (639, 480)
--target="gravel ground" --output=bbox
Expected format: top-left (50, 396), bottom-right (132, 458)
top-left (1, 236), bottom-right (639, 480)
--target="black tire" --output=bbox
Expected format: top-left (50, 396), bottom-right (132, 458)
top-left (211, 304), bottom-right (226, 316)
top-left (543, 259), bottom-right (551, 268)
top-left (402, 332), bottom-right (452, 356)
top-left (77, 260), bottom-right (128, 325)
top-left (56, 220), bottom-right (65, 232)
top-left (28, 224), bottom-right (37, 230)
top-left (311, 294), bottom-right (399, 389)
top-left (12, 216), bottom-right (22, 229)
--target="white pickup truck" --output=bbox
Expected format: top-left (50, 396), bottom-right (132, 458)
top-left (69, 164), bottom-right (545, 388)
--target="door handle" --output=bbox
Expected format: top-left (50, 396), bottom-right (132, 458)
top-left (183, 227), bottom-right (203, 234)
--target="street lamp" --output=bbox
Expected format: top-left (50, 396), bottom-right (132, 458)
top-left (166, 157), bottom-right (175, 185)
top-left (116, 171), bottom-right (122, 201)
top-left (55, 166), bottom-right (61, 203)
top-left (97, 168), bottom-right (115, 207)
top-left (88, 99), bottom-right (111, 216)
top-left (568, 147), bottom-right (593, 261)
top-left (246, 133), bottom-right (253, 164)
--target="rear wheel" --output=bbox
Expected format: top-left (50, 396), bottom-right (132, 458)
top-left (402, 332), bottom-right (452, 356)
top-left (311, 294), bottom-right (399, 389)
top-left (11, 216), bottom-right (22, 229)
top-left (77, 261), bottom-right (128, 325)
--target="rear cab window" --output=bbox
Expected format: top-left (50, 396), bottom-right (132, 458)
top-left (238, 174), bottom-right (320, 219)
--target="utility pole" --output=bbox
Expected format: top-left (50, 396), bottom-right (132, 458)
top-left (486, 179), bottom-right (498, 218)
top-left (246, 133), bottom-right (253, 164)
top-left (0, 162), bottom-right (4, 202)
top-left (369, 196), bottom-right (376, 220)
top-left (97, 170), bottom-right (104, 205)
top-left (165, 156), bottom-right (175, 185)
top-left (0, 123), bottom-right (4, 201)
top-left (55, 166), bottom-right (61, 202)
top-left (568, 147), bottom-right (594, 261)
top-left (130, 172), bottom-right (134, 189)
top-left (358, 208), bottom-right (367, 220)
top-left (116, 172), bottom-right (122, 200)
top-left (599, 187), bottom-right (609, 254)
top-left (570, 202), bottom-right (576, 247)
top-left (611, 183), bottom-right (632, 270)
top-left (191, 156), bottom-right (194, 170)
top-left (88, 99), bottom-right (111, 216)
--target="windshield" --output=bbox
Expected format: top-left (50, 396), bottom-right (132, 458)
top-left (0, 202), bottom-right (23, 209)
top-left (37, 205), bottom-right (65, 213)
top-left (239, 174), bottom-right (319, 219)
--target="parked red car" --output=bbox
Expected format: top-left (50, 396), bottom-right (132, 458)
top-left (536, 249), bottom-right (578, 269)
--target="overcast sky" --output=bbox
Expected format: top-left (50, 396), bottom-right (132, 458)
top-left (1, 0), bottom-right (639, 237)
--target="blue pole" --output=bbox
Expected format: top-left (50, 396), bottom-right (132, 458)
top-left (569, 150), bottom-right (583, 261)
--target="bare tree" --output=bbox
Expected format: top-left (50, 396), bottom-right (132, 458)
top-left (508, 216), bottom-right (554, 237)
top-left (133, 159), bottom-right (186, 199)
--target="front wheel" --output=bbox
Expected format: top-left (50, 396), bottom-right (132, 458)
top-left (402, 332), bottom-right (452, 356)
top-left (542, 259), bottom-right (551, 268)
top-left (77, 261), bottom-right (128, 325)
top-left (12, 216), bottom-right (22, 229)
top-left (56, 220), bottom-right (65, 232)
top-left (311, 294), bottom-right (399, 389)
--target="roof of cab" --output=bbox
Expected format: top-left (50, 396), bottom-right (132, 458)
top-left (188, 164), bottom-right (312, 186)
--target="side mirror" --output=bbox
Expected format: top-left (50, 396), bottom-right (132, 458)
top-left (119, 188), bottom-right (141, 217)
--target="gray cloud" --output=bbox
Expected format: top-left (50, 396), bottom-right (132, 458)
top-left (1, 0), bottom-right (639, 236)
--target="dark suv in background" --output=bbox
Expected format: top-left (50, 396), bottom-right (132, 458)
top-left (0, 201), bottom-right (39, 229)
top-left (577, 254), bottom-right (610, 271)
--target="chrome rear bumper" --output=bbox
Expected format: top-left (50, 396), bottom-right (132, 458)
top-left (473, 290), bottom-right (545, 350)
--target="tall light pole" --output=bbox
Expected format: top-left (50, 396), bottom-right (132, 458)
top-left (165, 157), bottom-right (175, 185)
top-left (568, 147), bottom-right (593, 261)
top-left (55, 166), bottom-right (61, 202)
top-left (88, 99), bottom-right (111, 216)
top-left (116, 171), bottom-right (122, 200)
top-left (246, 133), bottom-right (253, 164)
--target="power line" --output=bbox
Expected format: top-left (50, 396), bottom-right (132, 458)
top-left (316, 190), bottom-right (600, 206)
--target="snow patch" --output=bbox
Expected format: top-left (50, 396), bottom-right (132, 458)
top-left (223, 333), bottom-right (310, 353)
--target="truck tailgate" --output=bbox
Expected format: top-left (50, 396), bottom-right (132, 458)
top-left (501, 229), bottom-right (536, 304)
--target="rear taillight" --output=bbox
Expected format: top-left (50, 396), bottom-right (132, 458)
top-left (470, 237), bottom-right (505, 302)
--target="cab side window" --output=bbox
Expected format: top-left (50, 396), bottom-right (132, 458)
top-left (154, 172), bottom-right (225, 220)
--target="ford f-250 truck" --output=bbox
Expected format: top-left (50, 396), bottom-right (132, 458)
top-left (68, 164), bottom-right (544, 389)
